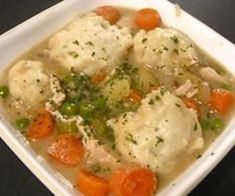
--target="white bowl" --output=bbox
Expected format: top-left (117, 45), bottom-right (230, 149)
top-left (0, 0), bottom-right (234, 195)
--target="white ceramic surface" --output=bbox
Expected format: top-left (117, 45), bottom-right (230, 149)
top-left (0, 0), bottom-right (234, 195)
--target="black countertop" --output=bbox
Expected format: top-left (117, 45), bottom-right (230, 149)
top-left (0, 0), bottom-right (234, 195)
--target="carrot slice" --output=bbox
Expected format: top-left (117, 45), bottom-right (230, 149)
top-left (95, 6), bottom-right (121, 24)
top-left (77, 170), bottom-right (110, 196)
top-left (135, 8), bottom-right (161, 30)
top-left (110, 167), bottom-right (156, 196)
top-left (28, 109), bottom-right (54, 140)
top-left (126, 90), bottom-right (143, 103)
top-left (183, 98), bottom-right (200, 116)
top-left (91, 69), bottom-right (108, 84)
top-left (209, 88), bottom-right (234, 114)
top-left (47, 134), bottom-right (84, 166)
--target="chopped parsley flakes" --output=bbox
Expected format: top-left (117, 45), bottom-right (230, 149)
top-left (142, 38), bottom-right (148, 43)
top-left (170, 36), bottom-right (179, 44)
top-left (72, 40), bottom-right (80, 45)
top-left (173, 49), bottom-right (179, 54)
top-left (86, 41), bottom-right (94, 46)
top-left (196, 154), bottom-right (202, 159)
top-left (175, 103), bottom-right (180, 107)
top-left (125, 133), bottom-right (137, 144)
top-left (148, 99), bottom-right (155, 105)
top-left (162, 46), bottom-right (169, 51)
top-left (155, 136), bottom-right (164, 147)
top-left (90, 164), bottom-right (111, 174)
top-left (68, 51), bottom-right (79, 58)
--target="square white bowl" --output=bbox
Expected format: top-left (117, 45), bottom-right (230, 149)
top-left (0, 0), bottom-right (234, 195)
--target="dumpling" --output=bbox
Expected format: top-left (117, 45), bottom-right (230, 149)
top-left (48, 12), bottom-right (133, 75)
top-left (130, 28), bottom-right (198, 70)
top-left (108, 89), bottom-right (204, 175)
top-left (8, 60), bottom-right (50, 107)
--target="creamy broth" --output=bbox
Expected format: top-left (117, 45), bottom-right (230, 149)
top-left (0, 6), bottom-right (234, 195)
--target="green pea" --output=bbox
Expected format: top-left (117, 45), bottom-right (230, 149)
top-left (15, 118), bottom-right (30, 130)
top-left (63, 74), bottom-right (76, 88)
top-left (60, 101), bottom-right (79, 117)
top-left (91, 119), bottom-right (106, 135)
top-left (78, 101), bottom-right (95, 119)
top-left (91, 119), bottom-right (115, 143)
top-left (57, 121), bottom-right (78, 134)
top-left (93, 97), bottom-right (106, 109)
top-left (0, 85), bottom-right (9, 98)
top-left (211, 118), bottom-right (224, 130)
top-left (200, 118), bottom-right (224, 131)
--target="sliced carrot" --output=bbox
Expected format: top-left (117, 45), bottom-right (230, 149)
top-left (110, 167), bottom-right (156, 196)
top-left (135, 8), bottom-right (161, 30)
top-left (209, 88), bottom-right (234, 114)
top-left (183, 98), bottom-right (200, 116)
top-left (95, 6), bottom-right (121, 24)
top-left (47, 134), bottom-right (84, 166)
top-left (28, 109), bottom-right (54, 140)
top-left (91, 69), bottom-right (108, 84)
top-left (126, 90), bottom-right (143, 103)
top-left (77, 170), bottom-right (110, 196)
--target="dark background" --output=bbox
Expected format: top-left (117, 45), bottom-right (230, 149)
top-left (0, 0), bottom-right (234, 195)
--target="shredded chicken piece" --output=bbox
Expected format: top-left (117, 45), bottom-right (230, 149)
top-left (45, 75), bottom-right (87, 138)
top-left (84, 139), bottom-right (121, 169)
top-left (48, 108), bottom-right (119, 169)
top-left (45, 74), bottom-right (119, 169)
top-left (200, 67), bottom-right (228, 84)
top-left (45, 74), bottom-right (65, 112)
top-left (49, 111), bottom-right (120, 169)
top-left (175, 79), bottom-right (198, 98)
top-left (50, 111), bottom-right (120, 168)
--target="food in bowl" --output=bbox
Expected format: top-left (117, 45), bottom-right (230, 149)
top-left (0, 6), bottom-right (234, 196)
